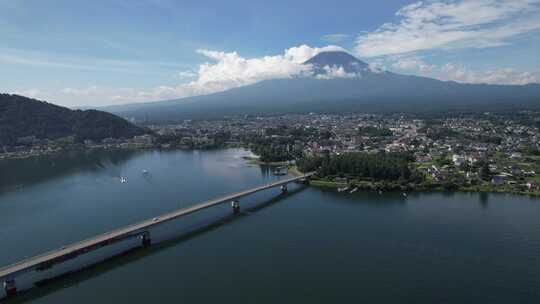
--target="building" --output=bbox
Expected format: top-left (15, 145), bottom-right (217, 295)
top-left (452, 154), bottom-right (466, 166)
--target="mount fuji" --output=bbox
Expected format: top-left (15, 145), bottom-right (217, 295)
top-left (104, 51), bottom-right (540, 122)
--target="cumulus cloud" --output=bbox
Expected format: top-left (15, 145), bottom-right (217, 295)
top-left (14, 45), bottom-right (349, 107)
top-left (316, 65), bottom-right (357, 79)
top-left (355, 0), bottom-right (540, 57)
top-left (391, 57), bottom-right (435, 74)
top-left (440, 63), bottom-right (538, 85)
top-left (13, 40), bottom-right (537, 108)
top-left (191, 48), bottom-right (310, 91)
top-left (157, 44), bottom-right (347, 99)
top-left (387, 55), bottom-right (538, 84)
top-left (176, 70), bottom-right (197, 79)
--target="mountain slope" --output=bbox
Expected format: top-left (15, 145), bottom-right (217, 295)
top-left (105, 51), bottom-right (540, 122)
top-left (305, 51), bottom-right (369, 75)
top-left (0, 94), bottom-right (145, 146)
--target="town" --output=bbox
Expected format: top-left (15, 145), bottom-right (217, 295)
top-left (147, 111), bottom-right (540, 195)
top-left (2, 111), bottom-right (540, 195)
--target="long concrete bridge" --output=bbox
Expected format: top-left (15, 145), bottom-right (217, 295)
top-left (0, 172), bottom-right (314, 297)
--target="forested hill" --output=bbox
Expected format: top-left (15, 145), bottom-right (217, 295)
top-left (0, 94), bottom-right (145, 146)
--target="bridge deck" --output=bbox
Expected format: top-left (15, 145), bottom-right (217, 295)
top-left (0, 173), bottom-right (314, 281)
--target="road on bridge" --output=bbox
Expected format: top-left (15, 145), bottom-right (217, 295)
top-left (0, 172), bottom-right (315, 283)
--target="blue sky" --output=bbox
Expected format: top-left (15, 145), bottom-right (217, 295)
top-left (1, 0), bottom-right (539, 107)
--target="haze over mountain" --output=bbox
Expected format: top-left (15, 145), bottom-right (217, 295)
top-left (104, 51), bottom-right (540, 122)
top-left (0, 94), bottom-right (144, 146)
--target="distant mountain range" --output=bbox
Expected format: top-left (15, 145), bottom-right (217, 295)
top-left (105, 51), bottom-right (539, 122)
top-left (0, 94), bottom-right (144, 146)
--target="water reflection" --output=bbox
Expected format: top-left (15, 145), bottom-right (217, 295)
top-left (3, 185), bottom-right (307, 304)
top-left (315, 187), bottom-right (408, 206)
top-left (259, 165), bottom-right (273, 178)
top-left (479, 192), bottom-right (489, 208)
top-left (0, 150), bottom-right (140, 194)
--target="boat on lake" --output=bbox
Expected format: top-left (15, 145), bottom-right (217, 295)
top-left (273, 166), bottom-right (288, 176)
top-left (338, 187), bottom-right (350, 192)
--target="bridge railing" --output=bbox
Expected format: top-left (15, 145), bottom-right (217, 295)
top-left (0, 172), bottom-right (315, 281)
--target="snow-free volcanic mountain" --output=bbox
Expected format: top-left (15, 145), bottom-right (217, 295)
top-left (305, 51), bottom-right (370, 75)
top-left (104, 51), bottom-right (540, 122)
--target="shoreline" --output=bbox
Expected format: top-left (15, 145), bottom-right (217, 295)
top-left (4, 147), bottom-right (540, 198)
top-left (291, 167), bottom-right (540, 198)
top-left (241, 155), bottom-right (290, 166)
top-left (308, 177), bottom-right (540, 197)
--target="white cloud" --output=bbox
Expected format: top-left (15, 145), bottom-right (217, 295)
top-left (355, 0), bottom-right (540, 57)
top-left (0, 49), bottom-right (188, 74)
top-left (156, 45), bottom-right (346, 99)
top-left (14, 40), bottom-right (536, 108)
top-left (13, 45), bottom-right (349, 107)
top-left (176, 70), bottom-right (198, 79)
top-left (391, 57), bottom-right (435, 74)
top-left (191, 48), bottom-right (310, 91)
top-left (13, 88), bottom-right (42, 99)
top-left (281, 44), bottom-right (347, 63)
top-left (386, 55), bottom-right (538, 84)
top-left (316, 65), bottom-right (357, 79)
top-left (440, 63), bottom-right (538, 84)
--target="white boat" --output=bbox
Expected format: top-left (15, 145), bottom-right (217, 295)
top-left (120, 177), bottom-right (127, 183)
top-left (349, 187), bottom-right (358, 193)
top-left (338, 186), bottom-right (350, 192)
top-left (142, 169), bottom-right (149, 175)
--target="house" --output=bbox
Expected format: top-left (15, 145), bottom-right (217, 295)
top-left (132, 135), bottom-right (154, 145)
top-left (415, 154), bottom-right (433, 163)
top-left (452, 154), bottom-right (466, 166)
top-left (526, 181), bottom-right (538, 191)
top-left (491, 175), bottom-right (506, 186)
top-left (510, 152), bottom-right (523, 159)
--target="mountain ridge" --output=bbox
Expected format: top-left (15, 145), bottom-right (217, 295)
top-left (0, 94), bottom-right (145, 146)
top-left (103, 51), bottom-right (540, 122)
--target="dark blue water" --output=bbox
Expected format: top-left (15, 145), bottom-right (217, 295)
top-left (1, 149), bottom-right (539, 303)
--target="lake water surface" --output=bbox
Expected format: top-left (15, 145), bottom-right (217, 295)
top-left (1, 148), bottom-right (540, 303)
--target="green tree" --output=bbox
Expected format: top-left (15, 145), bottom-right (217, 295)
top-left (479, 161), bottom-right (491, 181)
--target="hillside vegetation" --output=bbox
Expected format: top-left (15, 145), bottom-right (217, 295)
top-left (0, 94), bottom-right (144, 146)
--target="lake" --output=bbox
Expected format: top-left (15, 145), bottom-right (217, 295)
top-left (1, 148), bottom-right (539, 303)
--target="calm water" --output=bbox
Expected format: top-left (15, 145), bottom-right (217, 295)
top-left (1, 148), bottom-right (540, 303)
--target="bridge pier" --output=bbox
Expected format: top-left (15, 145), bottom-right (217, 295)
top-left (3, 278), bottom-right (17, 297)
top-left (141, 231), bottom-right (151, 247)
top-left (231, 200), bottom-right (240, 214)
top-left (281, 184), bottom-right (288, 192)
top-left (0, 173), bottom-right (316, 288)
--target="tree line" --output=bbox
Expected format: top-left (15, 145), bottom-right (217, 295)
top-left (298, 152), bottom-right (413, 181)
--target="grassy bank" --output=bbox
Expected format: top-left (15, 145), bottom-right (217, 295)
top-left (308, 178), bottom-right (540, 197)
top-left (295, 167), bottom-right (540, 197)
top-left (242, 156), bottom-right (289, 166)
top-left (288, 166), bottom-right (305, 177)
top-left (309, 179), bottom-right (349, 188)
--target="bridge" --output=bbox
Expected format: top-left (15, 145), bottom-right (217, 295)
top-left (0, 172), bottom-right (314, 297)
